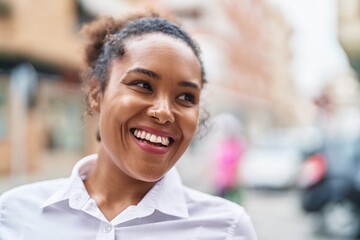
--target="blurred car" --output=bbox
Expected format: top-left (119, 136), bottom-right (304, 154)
top-left (240, 145), bottom-right (302, 189)
top-left (299, 137), bottom-right (360, 239)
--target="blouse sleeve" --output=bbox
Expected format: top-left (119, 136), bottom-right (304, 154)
top-left (0, 193), bottom-right (11, 239)
top-left (0, 189), bottom-right (27, 239)
top-left (227, 207), bottom-right (258, 240)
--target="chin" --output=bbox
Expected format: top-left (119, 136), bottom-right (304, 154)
top-left (135, 170), bottom-right (167, 183)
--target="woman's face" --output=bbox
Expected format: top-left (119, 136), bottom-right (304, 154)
top-left (94, 33), bottom-right (202, 182)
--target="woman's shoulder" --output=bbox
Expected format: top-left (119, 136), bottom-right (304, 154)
top-left (182, 186), bottom-right (257, 239)
top-left (0, 179), bottom-right (68, 238)
top-left (183, 186), bottom-right (248, 216)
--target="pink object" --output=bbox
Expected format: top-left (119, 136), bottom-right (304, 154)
top-left (214, 136), bottom-right (245, 190)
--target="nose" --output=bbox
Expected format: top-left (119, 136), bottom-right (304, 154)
top-left (147, 97), bottom-right (175, 124)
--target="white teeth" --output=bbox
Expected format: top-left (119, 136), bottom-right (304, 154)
top-left (150, 135), bottom-right (156, 142)
top-left (162, 137), bottom-right (169, 146)
top-left (133, 129), bottom-right (171, 146)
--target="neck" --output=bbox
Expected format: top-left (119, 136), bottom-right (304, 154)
top-left (84, 150), bottom-right (156, 220)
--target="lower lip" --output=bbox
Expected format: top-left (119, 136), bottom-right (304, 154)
top-left (132, 135), bottom-right (171, 155)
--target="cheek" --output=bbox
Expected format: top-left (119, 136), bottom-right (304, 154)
top-left (105, 93), bottom-right (142, 114)
top-left (180, 110), bottom-right (199, 140)
top-left (100, 94), bottom-right (141, 130)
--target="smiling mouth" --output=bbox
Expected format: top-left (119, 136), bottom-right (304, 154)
top-left (130, 128), bottom-right (174, 147)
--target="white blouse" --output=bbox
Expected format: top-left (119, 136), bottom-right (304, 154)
top-left (0, 154), bottom-right (257, 240)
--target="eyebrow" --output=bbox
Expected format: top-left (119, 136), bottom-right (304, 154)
top-left (126, 67), bottom-right (160, 79)
top-left (126, 67), bottom-right (200, 90)
top-left (178, 81), bottom-right (200, 90)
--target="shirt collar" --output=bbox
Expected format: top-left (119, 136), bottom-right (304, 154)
top-left (40, 154), bottom-right (189, 219)
top-left (40, 154), bottom-right (97, 209)
top-left (137, 168), bottom-right (189, 219)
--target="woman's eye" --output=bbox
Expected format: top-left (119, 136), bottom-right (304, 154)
top-left (128, 80), bottom-right (152, 92)
top-left (136, 81), bottom-right (152, 90)
top-left (178, 93), bottom-right (196, 104)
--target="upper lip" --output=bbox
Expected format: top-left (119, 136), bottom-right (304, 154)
top-left (131, 126), bottom-right (176, 140)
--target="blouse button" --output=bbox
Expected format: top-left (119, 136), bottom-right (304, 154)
top-left (103, 225), bottom-right (112, 233)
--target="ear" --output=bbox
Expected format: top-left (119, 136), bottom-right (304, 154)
top-left (88, 78), bottom-right (102, 113)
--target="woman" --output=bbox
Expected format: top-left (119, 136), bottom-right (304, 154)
top-left (0, 12), bottom-right (257, 239)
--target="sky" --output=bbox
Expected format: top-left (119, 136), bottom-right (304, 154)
top-left (269, 0), bottom-right (351, 98)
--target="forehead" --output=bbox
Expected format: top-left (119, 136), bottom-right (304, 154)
top-left (121, 33), bottom-right (202, 78)
top-left (124, 33), bottom-right (195, 57)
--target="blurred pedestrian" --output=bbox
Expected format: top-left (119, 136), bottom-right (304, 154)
top-left (215, 134), bottom-right (246, 202)
top-left (0, 12), bottom-right (257, 239)
top-left (212, 113), bottom-right (246, 203)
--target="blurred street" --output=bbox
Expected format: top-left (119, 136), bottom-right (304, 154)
top-left (245, 190), bottom-right (328, 240)
top-left (178, 149), bottom-right (331, 240)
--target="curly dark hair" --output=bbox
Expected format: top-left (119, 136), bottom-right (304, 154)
top-left (81, 12), bottom-right (209, 139)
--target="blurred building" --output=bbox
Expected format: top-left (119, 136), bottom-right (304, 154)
top-left (0, 0), bottom-right (308, 175)
top-left (338, 0), bottom-right (360, 78)
top-left (0, 0), bottom-right (82, 69)
top-left (0, 0), bottom-right (92, 174)
top-left (307, 0), bottom-right (360, 140)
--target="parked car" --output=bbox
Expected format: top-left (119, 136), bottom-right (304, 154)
top-left (299, 137), bottom-right (360, 239)
top-left (240, 144), bottom-right (302, 189)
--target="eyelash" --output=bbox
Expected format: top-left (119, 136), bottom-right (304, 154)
top-left (178, 93), bottom-right (196, 104)
top-left (128, 80), bottom-right (197, 105)
top-left (131, 80), bottom-right (153, 91)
